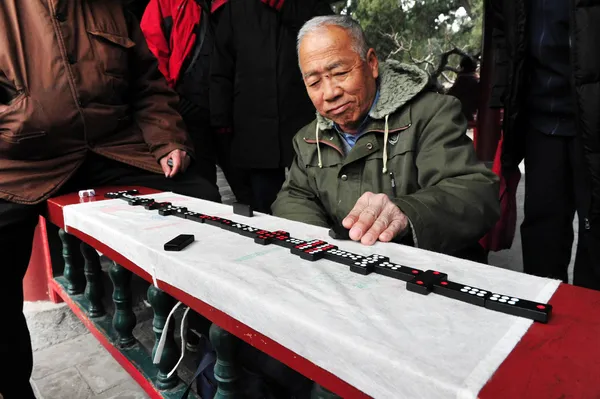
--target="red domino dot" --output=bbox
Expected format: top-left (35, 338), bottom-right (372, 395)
top-left (416, 280), bottom-right (424, 285)
top-left (412, 270), bottom-right (419, 274)
top-left (441, 281), bottom-right (448, 286)
top-left (433, 271), bottom-right (440, 275)
top-left (536, 305), bottom-right (546, 310)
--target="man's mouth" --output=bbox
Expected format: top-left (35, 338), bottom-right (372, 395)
top-left (328, 102), bottom-right (350, 116)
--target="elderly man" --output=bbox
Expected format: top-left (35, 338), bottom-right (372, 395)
top-left (272, 15), bottom-right (500, 259)
top-left (0, 2), bottom-right (220, 397)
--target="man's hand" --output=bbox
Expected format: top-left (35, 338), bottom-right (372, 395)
top-left (160, 149), bottom-right (190, 178)
top-left (342, 192), bottom-right (408, 246)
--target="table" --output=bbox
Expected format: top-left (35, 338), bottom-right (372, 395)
top-left (44, 186), bottom-right (600, 398)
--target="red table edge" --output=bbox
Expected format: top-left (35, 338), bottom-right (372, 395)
top-left (45, 187), bottom-right (370, 398)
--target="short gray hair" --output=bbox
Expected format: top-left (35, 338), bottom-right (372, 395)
top-left (297, 15), bottom-right (369, 61)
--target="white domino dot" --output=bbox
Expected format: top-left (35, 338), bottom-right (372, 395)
top-left (501, 296), bottom-right (510, 300)
top-left (490, 297), bottom-right (498, 301)
top-left (508, 301), bottom-right (516, 305)
top-left (469, 290), bottom-right (478, 294)
top-left (392, 267), bottom-right (399, 270)
top-left (461, 288), bottom-right (469, 292)
top-left (492, 294), bottom-right (500, 298)
top-left (479, 291), bottom-right (487, 295)
top-left (477, 293), bottom-right (485, 297)
top-left (463, 287), bottom-right (471, 290)
top-left (511, 298), bottom-right (519, 302)
top-left (499, 299), bottom-right (507, 303)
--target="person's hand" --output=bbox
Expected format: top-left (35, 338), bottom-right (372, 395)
top-left (342, 192), bottom-right (408, 246)
top-left (160, 149), bottom-right (190, 178)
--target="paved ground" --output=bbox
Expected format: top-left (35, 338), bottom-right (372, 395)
top-left (24, 165), bottom-right (578, 398)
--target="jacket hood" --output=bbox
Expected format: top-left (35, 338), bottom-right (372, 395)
top-left (316, 60), bottom-right (430, 131)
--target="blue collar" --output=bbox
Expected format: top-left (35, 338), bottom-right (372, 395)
top-left (334, 90), bottom-right (380, 150)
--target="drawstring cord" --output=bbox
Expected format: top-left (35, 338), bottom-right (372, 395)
top-left (316, 122), bottom-right (322, 168)
top-left (382, 114), bottom-right (389, 174)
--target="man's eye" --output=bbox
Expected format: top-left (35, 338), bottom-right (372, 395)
top-left (308, 80), bottom-right (320, 87)
top-left (334, 71), bottom-right (349, 77)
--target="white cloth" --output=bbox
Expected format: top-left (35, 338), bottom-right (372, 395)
top-left (63, 192), bottom-right (560, 399)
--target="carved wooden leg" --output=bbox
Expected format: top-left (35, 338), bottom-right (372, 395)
top-left (108, 262), bottom-right (136, 348)
top-left (147, 285), bottom-right (179, 390)
top-left (311, 384), bottom-right (341, 399)
top-left (80, 243), bottom-right (105, 318)
top-left (58, 228), bottom-right (85, 295)
top-left (209, 323), bottom-right (241, 399)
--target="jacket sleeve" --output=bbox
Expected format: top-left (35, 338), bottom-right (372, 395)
top-left (489, 0), bottom-right (508, 108)
top-left (209, 2), bottom-right (235, 129)
top-left (392, 94), bottom-right (500, 254)
top-left (271, 135), bottom-right (331, 227)
top-left (139, 0), bottom-right (171, 85)
top-left (126, 11), bottom-right (194, 161)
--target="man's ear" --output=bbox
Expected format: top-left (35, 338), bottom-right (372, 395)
top-left (366, 48), bottom-right (379, 79)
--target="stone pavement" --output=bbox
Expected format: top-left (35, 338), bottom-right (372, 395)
top-left (25, 166), bottom-right (578, 398)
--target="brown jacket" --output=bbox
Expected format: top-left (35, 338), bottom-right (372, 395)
top-left (0, 0), bottom-right (193, 204)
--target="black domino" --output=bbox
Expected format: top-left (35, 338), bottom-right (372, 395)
top-left (299, 243), bottom-right (337, 261)
top-left (432, 280), bottom-right (490, 306)
top-left (323, 248), bottom-right (365, 267)
top-left (145, 201), bottom-right (171, 210)
top-left (349, 254), bottom-right (389, 275)
top-left (164, 234), bottom-right (194, 251)
top-left (233, 202), bottom-right (254, 217)
top-left (184, 211), bottom-right (205, 223)
top-left (407, 270), bottom-right (448, 295)
top-left (484, 293), bottom-right (552, 323)
top-left (291, 240), bottom-right (328, 256)
top-left (374, 261), bottom-right (422, 282)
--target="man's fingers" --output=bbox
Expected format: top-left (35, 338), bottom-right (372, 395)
top-left (160, 158), bottom-right (171, 177)
top-left (169, 153), bottom-right (182, 177)
top-left (379, 217), bottom-right (407, 242)
top-left (361, 213), bottom-right (391, 245)
top-left (349, 201), bottom-right (385, 241)
top-left (342, 193), bottom-right (371, 229)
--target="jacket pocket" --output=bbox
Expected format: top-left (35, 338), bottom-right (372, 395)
top-left (0, 93), bottom-right (50, 158)
top-left (87, 30), bottom-right (135, 78)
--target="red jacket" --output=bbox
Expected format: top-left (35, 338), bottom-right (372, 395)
top-left (141, 0), bottom-right (228, 88)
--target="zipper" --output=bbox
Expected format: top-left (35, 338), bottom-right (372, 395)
top-left (584, 217), bottom-right (591, 231)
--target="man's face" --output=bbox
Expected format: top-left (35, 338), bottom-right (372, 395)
top-left (299, 25), bottom-right (379, 133)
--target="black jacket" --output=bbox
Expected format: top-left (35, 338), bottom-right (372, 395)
top-left (489, 0), bottom-right (600, 241)
top-left (209, 0), bottom-right (333, 169)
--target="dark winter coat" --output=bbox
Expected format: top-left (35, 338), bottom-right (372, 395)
top-left (273, 61), bottom-right (500, 255)
top-left (489, 0), bottom-right (600, 246)
top-left (209, 0), bottom-right (333, 169)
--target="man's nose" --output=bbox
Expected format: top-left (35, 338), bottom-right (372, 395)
top-left (323, 79), bottom-right (342, 101)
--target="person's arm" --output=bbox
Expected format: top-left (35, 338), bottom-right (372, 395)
top-left (126, 11), bottom-right (194, 162)
top-left (271, 134), bottom-right (331, 227)
top-left (209, 2), bottom-right (235, 130)
top-left (392, 94), bottom-right (500, 253)
top-left (489, 0), bottom-right (508, 108)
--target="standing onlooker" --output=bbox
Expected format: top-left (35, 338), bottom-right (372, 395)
top-left (142, 0), bottom-right (229, 193)
top-left (447, 55), bottom-right (480, 122)
top-left (490, 0), bottom-right (600, 290)
top-left (210, 0), bottom-right (334, 213)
